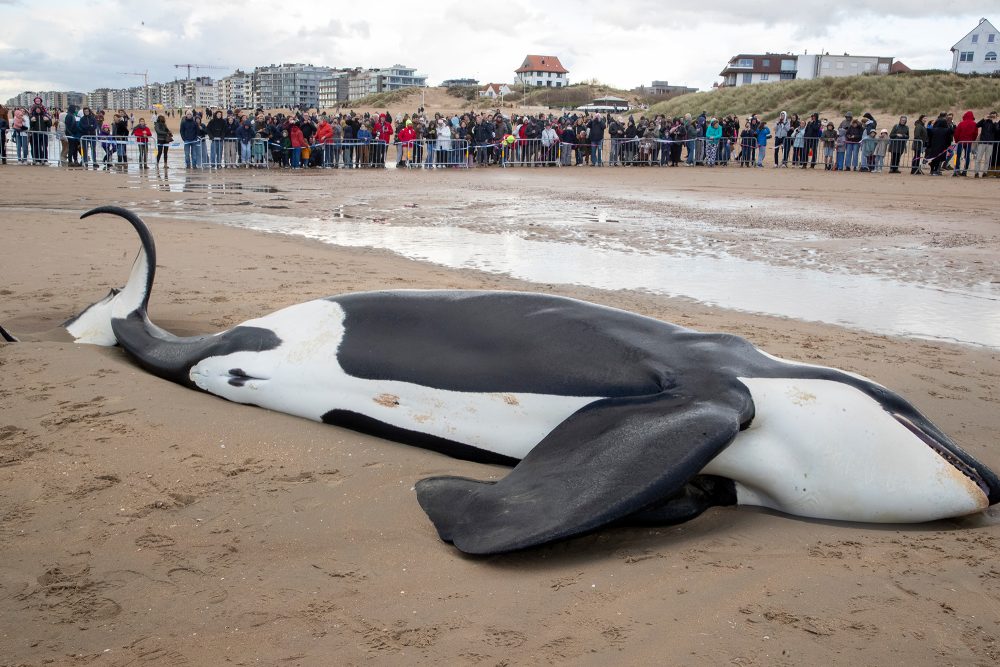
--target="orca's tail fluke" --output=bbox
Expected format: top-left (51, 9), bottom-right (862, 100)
top-left (62, 207), bottom-right (158, 346)
top-left (80, 206), bottom-right (157, 318)
top-left (0, 324), bottom-right (18, 343)
top-left (75, 205), bottom-right (253, 388)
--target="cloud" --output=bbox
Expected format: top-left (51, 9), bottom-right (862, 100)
top-left (0, 1), bottom-right (990, 102)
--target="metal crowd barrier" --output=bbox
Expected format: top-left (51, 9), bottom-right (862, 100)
top-left (1, 129), bottom-right (64, 165)
top-left (492, 139), bottom-right (560, 167)
top-left (290, 139), bottom-right (387, 169)
top-left (499, 138), bottom-right (560, 167)
top-left (393, 139), bottom-right (471, 169)
top-left (4, 128), bottom-right (998, 176)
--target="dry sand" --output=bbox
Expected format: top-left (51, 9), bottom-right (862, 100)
top-left (1, 165), bottom-right (999, 666)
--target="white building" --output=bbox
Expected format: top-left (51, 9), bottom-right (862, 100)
top-left (319, 70), bottom-right (353, 108)
top-left (87, 88), bottom-right (113, 110)
top-left (253, 63), bottom-right (334, 109)
top-left (951, 17), bottom-right (999, 74)
top-left (514, 55), bottom-right (569, 88)
top-left (797, 53), bottom-right (893, 80)
top-left (4, 90), bottom-right (83, 109)
top-left (344, 64), bottom-right (427, 102)
top-left (479, 83), bottom-right (512, 99)
top-left (719, 54), bottom-right (797, 87)
top-left (720, 52), bottom-right (894, 87)
top-left (192, 77), bottom-right (220, 108)
top-left (217, 70), bottom-right (252, 110)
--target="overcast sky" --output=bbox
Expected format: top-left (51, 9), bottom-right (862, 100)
top-left (0, 0), bottom-right (989, 101)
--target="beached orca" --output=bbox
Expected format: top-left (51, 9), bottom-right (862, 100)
top-left (32, 206), bottom-right (1000, 554)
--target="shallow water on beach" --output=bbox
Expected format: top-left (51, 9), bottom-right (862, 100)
top-left (158, 209), bottom-right (1000, 349)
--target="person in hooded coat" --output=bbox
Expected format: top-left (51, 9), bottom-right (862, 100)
top-left (64, 104), bottom-right (81, 166)
top-left (773, 111), bottom-right (790, 166)
top-left (27, 96), bottom-right (51, 163)
top-left (974, 110), bottom-right (999, 177)
top-left (927, 113), bottom-right (954, 176)
top-left (952, 111), bottom-right (978, 177)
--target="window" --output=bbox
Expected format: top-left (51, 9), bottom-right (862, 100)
top-left (972, 34), bottom-right (979, 43)
top-left (987, 52), bottom-right (998, 62)
top-left (780, 72), bottom-right (796, 80)
top-left (738, 58), bottom-right (753, 67)
top-left (762, 59), bottom-right (770, 67)
top-left (822, 61), bottom-right (831, 68)
top-left (960, 51), bottom-right (975, 62)
top-left (761, 73), bottom-right (769, 81)
top-left (836, 61), bottom-right (844, 69)
top-left (781, 59), bottom-right (796, 71)
top-left (742, 73), bottom-right (752, 84)
top-left (989, 34), bottom-right (996, 42)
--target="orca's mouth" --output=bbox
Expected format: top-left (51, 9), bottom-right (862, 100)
top-left (892, 413), bottom-right (996, 503)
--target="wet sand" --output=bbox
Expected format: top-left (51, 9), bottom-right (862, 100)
top-left (1, 166), bottom-right (999, 665)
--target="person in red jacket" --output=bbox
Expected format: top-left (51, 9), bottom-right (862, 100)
top-left (373, 113), bottom-right (392, 167)
top-left (397, 119), bottom-right (415, 167)
top-left (953, 111), bottom-right (979, 177)
top-left (314, 118), bottom-right (333, 166)
top-left (288, 120), bottom-right (307, 169)
top-left (131, 118), bottom-right (153, 168)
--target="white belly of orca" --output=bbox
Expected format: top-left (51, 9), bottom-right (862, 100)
top-left (189, 299), bottom-right (603, 460)
top-left (704, 376), bottom-right (988, 522)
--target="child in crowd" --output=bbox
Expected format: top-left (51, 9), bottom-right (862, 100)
top-left (835, 126), bottom-right (847, 171)
top-left (739, 126), bottom-right (755, 167)
top-left (822, 123), bottom-right (837, 171)
top-left (860, 130), bottom-right (877, 172)
top-left (132, 118), bottom-right (152, 168)
top-left (791, 125), bottom-right (805, 166)
top-left (278, 129), bottom-right (291, 167)
top-left (99, 123), bottom-right (115, 167)
top-left (873, 129), bottom-right (889, 173)
top-left (252, 126), bottom-right (267, 164)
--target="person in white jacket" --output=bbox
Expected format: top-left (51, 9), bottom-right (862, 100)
top-left (540, 123), bottom-right (559, 163)
top-left (435, 119), bottom-right (451, 167)
top-left (773, 110), bottom-right (791, 167)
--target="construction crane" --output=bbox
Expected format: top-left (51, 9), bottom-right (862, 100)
top-left (174, 63), bottom-right (229, 81)
top-left (119, 70), bottom-right (149, 110)
top-left (173, 64), bottom-right (230, 108)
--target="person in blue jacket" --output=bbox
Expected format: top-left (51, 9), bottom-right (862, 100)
top-left (756, 121), bottom-right (771, 167)
top-left (179, 111), bottom-right (200, 168)
top-left (236, 118), bottom-right (254, 165)
top-left (356, 122), bottom-right (373, 168)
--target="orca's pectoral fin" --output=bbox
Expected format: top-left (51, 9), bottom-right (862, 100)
top-left (415, 396), bottom-right (743, 555)
top-left (619, 474), bottom-right (737, 526)
top-left (0, 324), bottom-right (18, 343)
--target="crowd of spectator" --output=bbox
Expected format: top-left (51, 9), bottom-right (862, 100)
top-left (1, 97), bottom-right (998, 177)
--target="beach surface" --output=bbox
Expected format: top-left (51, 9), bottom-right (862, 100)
top-left (1, 165), bottom-right (999, 665)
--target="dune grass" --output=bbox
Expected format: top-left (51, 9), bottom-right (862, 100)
top-left (350, 87), bottom-right (424, 108)
top-left (649, 73), bottom-right (1000, 121)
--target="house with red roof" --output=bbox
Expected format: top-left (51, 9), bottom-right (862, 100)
top-left (514, 55), bottom-right (569, 88)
